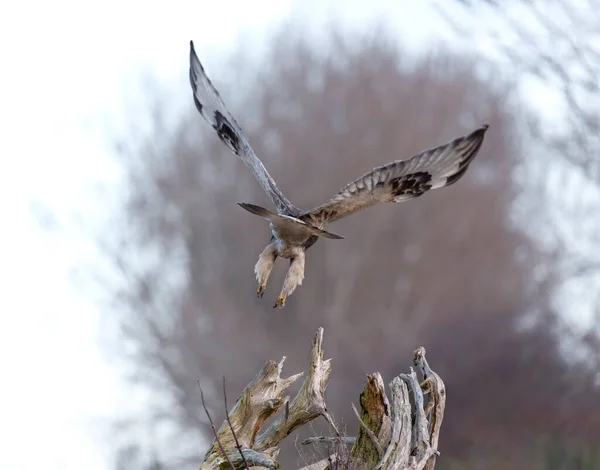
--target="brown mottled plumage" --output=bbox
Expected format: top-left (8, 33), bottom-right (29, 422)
top-left (189, 40), bottom-right (489, 308)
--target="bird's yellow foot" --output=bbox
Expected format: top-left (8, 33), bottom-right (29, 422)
top-left (257, 284), bottom-right (266, 298)
top-left (273, 295), bottom-right (286, 309)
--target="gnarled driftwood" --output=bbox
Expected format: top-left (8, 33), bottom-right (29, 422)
top-left (199, 328), bottom-right (445, 470)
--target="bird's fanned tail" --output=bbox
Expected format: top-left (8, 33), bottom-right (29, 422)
top-left (238, 203), bottom-right (344, 240)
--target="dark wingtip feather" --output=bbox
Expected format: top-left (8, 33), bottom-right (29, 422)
top-left (463, 123), bottom-right (489, 158)
top-left (453, 123), bottom-right (489, 178)
top-left (471, 123), bottom-right (490, 137)
top-left (189, 41), bottom-right (197, 83)
top-left (445, 163), bottom-right (471, 186)
top-left (189, 41), bottom-right (197, 64)
top-left (189, 40), bottom-right (201, 69)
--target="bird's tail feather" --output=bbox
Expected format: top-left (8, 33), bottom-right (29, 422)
top-left (237, 202), bottom-right (344, 240)
top-left (237, 202), bottom-right (276, 218)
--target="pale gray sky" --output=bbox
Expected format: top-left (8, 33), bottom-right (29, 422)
top-left (0, 0), bottom-right (594, 469)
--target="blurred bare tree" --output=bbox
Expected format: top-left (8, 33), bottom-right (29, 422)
top-left (436, 0), bottom-right (599, 176)
top-left (433, 0), bottom-right (600, 329)
top-left (104, 23), bottom-right (600, 470)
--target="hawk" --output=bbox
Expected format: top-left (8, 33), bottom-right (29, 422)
top-left (188, 40), bottom-right (489, 309)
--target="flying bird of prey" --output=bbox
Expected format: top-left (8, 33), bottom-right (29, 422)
top-left (188, 40), bottom-right (489, 309)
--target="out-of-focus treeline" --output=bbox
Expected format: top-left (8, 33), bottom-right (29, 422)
top-left (106, 20), bottom-right (600, 470)
top-left (435, 0), bottom-right (600, 300)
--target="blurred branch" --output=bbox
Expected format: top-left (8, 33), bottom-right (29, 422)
top-left (199, 384), bottom-right (241, 470)
top-left (435, 0), bottom-right (600, 181)
top-left (222, 377), bottom-right (251, 470)
top-left (199, 328), bottom-right (446, 470)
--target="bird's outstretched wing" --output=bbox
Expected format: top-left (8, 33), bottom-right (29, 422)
top-left (303, 125), bottom-right (489, 228)
top-left (188, 41), bottom-right (296, 215)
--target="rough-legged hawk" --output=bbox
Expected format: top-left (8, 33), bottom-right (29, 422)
top-left (188, 40), bottom-right (488, 309)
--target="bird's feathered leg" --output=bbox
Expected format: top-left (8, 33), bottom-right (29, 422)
top-left (255, 242), bottom-right (277, 298)
top-left (274, 251), bottom-right (305, 309)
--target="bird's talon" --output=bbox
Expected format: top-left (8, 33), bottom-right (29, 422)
top-left (257, 284), bottom-right (266, 298)
top-left (273, 296), bottom-right (286, 309)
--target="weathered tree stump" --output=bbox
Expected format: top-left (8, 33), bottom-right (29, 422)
top-left (199, 328), bottom-right (446, 470)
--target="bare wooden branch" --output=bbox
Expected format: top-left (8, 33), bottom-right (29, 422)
top-left (199, 328), bottom-right (446, 470)
top-left (200, 357), bottom-right (303, 469)
top-left (374, 377), bottom-right (411, 470)
top-left (255, 328), bottom-right (337, 450)
top-left (351, 402), bottom-right (385, 458)
top-left (229, 449), bottom-right (279, 470)
top-left (414, 347), bottom-right (445, 470)
top-left (302, 436), bottom-right (356, 446)
top-left (400, 369), bottom-right (428, 456)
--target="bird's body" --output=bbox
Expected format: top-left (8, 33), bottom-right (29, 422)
top-left (188, 40), bottom-right (489, 308)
